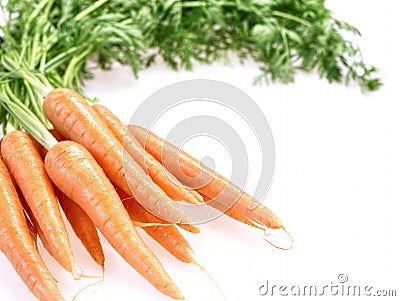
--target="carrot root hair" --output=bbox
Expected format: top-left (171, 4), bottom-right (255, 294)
top-left (193, 259), bottom-right (227, 301)
top-left (72, 277), bottom-right (105, 301)
top-left (248, 218), bottom-right (293, 250)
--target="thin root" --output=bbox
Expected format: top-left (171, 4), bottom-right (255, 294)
top-left (74, 266), bottom-right (105, 280)
top-left (72, 268), bottom-right (105, 301)
top-left (193, 260), bottom-right (227, 301)
top-left (263, 226), bottom-right (293, 251)
top-left (248, 218), bottom-right (293, 250)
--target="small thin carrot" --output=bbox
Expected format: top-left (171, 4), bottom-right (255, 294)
top-left (1, 130), bottom-right (77, 277)
top-left (45, 140), bottom-right (183, 299)
top-left (0, 157), bottom-right (65, 301)
top-left (54, 186), bottom-right (105, 269)
top-left (93, 104), bottom-right (203, 205)
top-left (129, 125), bottom-right (284, 231)
top-left (43, 88), bottom-right (191, 225)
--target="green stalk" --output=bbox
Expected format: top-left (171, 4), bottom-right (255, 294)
top-left (271, 11), bottom-right (311, 26)
top-left (182, 1), bottom-right (236, 8)
top-left (74, 0), bottom-right (110, 22)
top-left (62, 46), bottom-right (94, 88)
top-left (44, 46), bottom-right (88, 72)
top-left (0, 85), bottom-right (57, 150)
top-left (21, 0), bottom-right (53, 44)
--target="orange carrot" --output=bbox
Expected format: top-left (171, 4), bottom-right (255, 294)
top-left (54, 186), bottom-right (105, 269)
top-left (129, 125), bottom-right (283, 230)
top-left (1, 130), bottom-right (77, 277)
top-left (45, 140), bottom-right (183, 299)
top-left (0, 157), bottom-right (65, 301)
top-left (35, 130), bottom-right (105, 268)
top-left (116, 187), bottom-right (195, 263)
top-left (43, 88), bottom-right (191, 225)
top-left (93, 104), bottom-right (203, 205)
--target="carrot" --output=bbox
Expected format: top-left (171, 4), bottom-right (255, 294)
top-left (36, 129), bottom-right (105, 268)
top-left (54, 186), bottom-right (105, 269)
top-left (44, 140), bottom-right (183, 299)
top-left (93, 104), bottom-right (203, 205)
top-left (43, 88), bottom-right (191, 225)
top-left (129, 125), bottom-right (284, 230)
top-left (0, 157), bottom-right (65, 301)
top-left (1, 130), bottom-right (77, 277)
top-left (116, 187), bottom-right (195, 263)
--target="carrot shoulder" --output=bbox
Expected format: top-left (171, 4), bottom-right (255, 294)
top-left (44, 140), bottom-right (183, 299)
top-left (129, 125), bottom-right (283, 230)
top-left (0, 157), bottom-right (65, 301)
top-left (43, 88), bottom-right (191, 225)
top-left (1, 130), bottom-right (77, 276)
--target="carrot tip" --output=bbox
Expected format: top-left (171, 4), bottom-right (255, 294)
top-left (178, 223), bottom-right (200, 234)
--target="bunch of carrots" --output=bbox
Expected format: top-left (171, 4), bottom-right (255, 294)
top-left (0, 85), bottom-right (290, 300)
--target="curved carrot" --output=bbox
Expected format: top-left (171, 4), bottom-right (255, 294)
top-left (0, 157), bottom-right (65, 301)
top-left (1, 130), bottom-right (77, 277)
top-left (43, 88), bottom-right (191, 225)
top-left (116, 187), bottom-right (195, 263)
top-left (45, 140), bottom-right (183, 299)
top-left (93, 104), bottom-right (203, 205)
top-left (129, 125), bottom-right (283, 230)
top-left (54, 186), bottom-right (105, 269)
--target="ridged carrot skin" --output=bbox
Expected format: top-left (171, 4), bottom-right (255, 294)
top-left (117, 187), bottom-right (195, 263)
top-left (92, 104), bottom-right (126, 142)
top-left (93, 103), bottom-right (203, 205)
top-left (43, 88), bottom-right (191, 225)
top-left (1, 130), bottom-right (76, 275)
top-left (129, 125), bottom-right (283, 230)
top-left (0, 157), bottom-right (65, 301)
top-left (45, 140), bottom-right (183, 299)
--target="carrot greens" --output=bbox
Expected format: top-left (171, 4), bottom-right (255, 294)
top-left (1, 0), bottom-right (381, 130)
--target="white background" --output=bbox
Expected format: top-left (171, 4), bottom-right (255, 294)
top-left (1, 0), bottom-right (399, 300)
